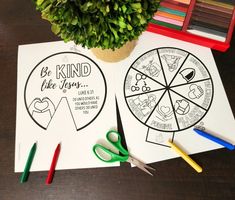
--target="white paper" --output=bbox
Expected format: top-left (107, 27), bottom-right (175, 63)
top-left (16, 32), bottom-right (235, 172)
top-left (115, 31), bottom-right (235, 165)
top-left (15, 41), bottom-right (119, 172)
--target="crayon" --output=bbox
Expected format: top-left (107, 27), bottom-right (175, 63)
top-left (158, 6), bottom-right (187, 17)
top-left (20, 142), bottom-right (37, 183)
top-left (160, 1), bottom-right (188, 12)
top-left (153, 15), bottom-right (184, 26)
top-left (168, 141), bottom-right (203, 173)
top-left (191, 14), bottom-right (230, 29)
top-left (197, 0), bottom-right (234, 9)
top-left (193, 128), bottom-right (235, 150)
top-left (150, 19), bottom-right (182, 30)
top-left (196, 2), bottom-right (233, 14)
top-left (46, 143), bottom-right (61, 185)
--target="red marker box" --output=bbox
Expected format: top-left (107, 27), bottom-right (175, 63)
top-left (148, 0), bottom-right (235, 52)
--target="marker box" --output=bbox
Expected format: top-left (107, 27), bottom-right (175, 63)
top-left (147, 0), bottom-right (235, 52)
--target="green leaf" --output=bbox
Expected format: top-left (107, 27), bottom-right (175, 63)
top-left (71, 18), bottom-right (78, 25)
top-left (119, 20), bottom-right (126, 28)
top-left (130, 3), bottom-right (141, 10)
top-left (122, 5), bottom-right (127, 13)
top-left (33, 0), bottom-right (160, 49)
top-left (114, 3), bottom-right (118, 11)
top-left (127, 24), bottom-right (133, 30)
top-left (36, 0), bottom-right (44, 6)
top-left (51, 23), bottom-right (60, 34)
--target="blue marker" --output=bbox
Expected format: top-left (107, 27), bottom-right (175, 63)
top-left (193, 128), bottom-right (235, 150)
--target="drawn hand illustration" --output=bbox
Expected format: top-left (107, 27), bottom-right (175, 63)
top-left (28, 97), bottom-right (55, 128)
top-left (25, 52), bottom-right (107, 131)
top-left (174, 99), bottom-right (190, 115)
top-left (188, 84), bottom-right (204, 99)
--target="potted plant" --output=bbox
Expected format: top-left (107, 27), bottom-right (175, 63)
top-left (33, 0), bottom-right (160, 62)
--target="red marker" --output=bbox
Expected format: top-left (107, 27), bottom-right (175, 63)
top-left (46, 143), bottom-right (61, 185)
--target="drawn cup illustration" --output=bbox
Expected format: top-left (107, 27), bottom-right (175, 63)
top-left (188, 84), bottom-right (204, 99)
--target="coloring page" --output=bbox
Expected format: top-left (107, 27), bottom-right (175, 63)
top-left (15, 41), bottom-right (118, 172)
top-left (115, 32), bottom-right (235, 165)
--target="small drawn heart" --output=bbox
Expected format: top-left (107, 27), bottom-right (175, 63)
top-left (34, 100), bottom-right (49, 111)
top-left (160, 106), bottom-right (170, 114)
top-left (188, 89), bottom-right (196, 99)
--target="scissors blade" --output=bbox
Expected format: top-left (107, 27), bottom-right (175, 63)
top-left (127, 156), bottom-right (155, 176)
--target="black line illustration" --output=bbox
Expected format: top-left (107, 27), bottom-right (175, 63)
top-left (131, 67), bottom-right (166, 88)
top-left (180, 68), bottom-right (196, 82)
top-left (144, 90), bottom-right (167, 124)
top-left (24, 52), bottom-right (107, 131)
top-left (124, 47), bottom-right (214, 146)
top-left (145, 128), bottom-right (172, 148)
top-left (167, 90), bottom-right (180, 130)
top-left (131, 73), bottom-right (151, 92)
top-left (139, 58), bottom-right (162, 77)
top-left (188, 84), bottom-right (204, 99)
top-left (168, 53), bottom-right (190, 87)
top-left (126, 87), bottom-right (166, 99)
top-left (169, 89), bottom-right (207, 111)
top-left (157, 49), bottom-right (168, 87)
top-left (28, 97), bottom-right (55, 129)
top-left (129, 93), bottom-right (157, 117)
top-left (155, 104), bottom-right (173, 122)
top-left (48, 97), bottom-right (78, 130)
top-left (161, 54), bottom-right (181, 72)
top-left (170, 78), bottom-right (211, 89)
top-left (174, 99), bottom-right (190, 115)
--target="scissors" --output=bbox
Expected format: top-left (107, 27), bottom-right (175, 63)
top-left (93, 130), bottom-right (155, 176)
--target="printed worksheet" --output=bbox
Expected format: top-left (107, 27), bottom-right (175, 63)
top-left (15, 41), bottom-right (118, 172)
top-left (115, 32), bottom-right (235, 165)
top-left (16, 32), bottom-right (235, 172)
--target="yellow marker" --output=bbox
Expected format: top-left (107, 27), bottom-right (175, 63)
top-left (168, 141), bottom-right (202, 173)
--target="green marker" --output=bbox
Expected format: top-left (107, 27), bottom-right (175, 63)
top-left (20, 142), bottom-right (37, 183)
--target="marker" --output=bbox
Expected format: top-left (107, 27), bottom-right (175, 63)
top-left (20, 142), bottom-right (37, 183)
top-left (193, 128), bottom-right (235, 150)
top-left (168, 141), bottom-right (202, 173)
top-left (46, 143), bottom-right (61, 185)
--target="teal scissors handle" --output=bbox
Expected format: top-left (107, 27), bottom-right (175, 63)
top-left (93, 144), bottom-right (129, 163)
top-left (106, 130), bottom-right (129, 156)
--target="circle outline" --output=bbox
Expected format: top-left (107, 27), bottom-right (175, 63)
top-left (24, 51), bottom-right (107, 131)
top-left (123, 47), bottom-right (214, 132)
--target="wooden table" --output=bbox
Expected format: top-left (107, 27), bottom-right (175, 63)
top-left (0, 1), bottom-right (235, 199)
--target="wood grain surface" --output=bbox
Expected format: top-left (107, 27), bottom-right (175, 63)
top-left (0, 1), bottom-right (235, 200)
